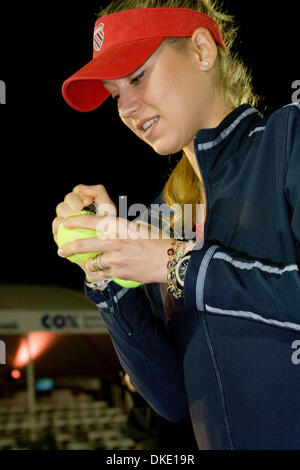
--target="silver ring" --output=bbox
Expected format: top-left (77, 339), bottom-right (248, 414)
top-left (92, 253), bottom-right (109, 271)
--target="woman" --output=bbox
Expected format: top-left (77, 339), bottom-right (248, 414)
top-left (52, 0), bottom-right (300, 450)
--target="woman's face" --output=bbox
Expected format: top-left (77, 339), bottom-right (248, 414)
top-left (102, 39), bottom-right (216, 156)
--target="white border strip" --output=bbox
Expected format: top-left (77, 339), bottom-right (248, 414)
top-left (248, 127), bottom-right (266, 137)
top-left (206, 304), bottom-right (300, 332)
top-left (196, 245), bottom-right (219, 311)
top-left (96, 287), bottom-right (130, 310)
top-left (213, 252), bottom-right (299, 275)
top-left (197, 108), bottom-right (258, 151)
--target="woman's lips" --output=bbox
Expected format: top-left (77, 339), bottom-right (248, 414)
top-left (143, 116), bottom-right (160, 139)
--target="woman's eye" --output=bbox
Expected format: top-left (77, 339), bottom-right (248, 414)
top-left (110, 71), bottom-right (145, 103)
top-left (130, 71), bottom-right (145, 84)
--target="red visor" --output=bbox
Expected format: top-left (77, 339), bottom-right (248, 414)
top-left (62, 8), bottom-right (225, 112)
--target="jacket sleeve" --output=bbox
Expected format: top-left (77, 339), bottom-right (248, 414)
top-left (184, 104), bottom-right (300, 333)
top-left (84, 281), bottom-right (189, 422)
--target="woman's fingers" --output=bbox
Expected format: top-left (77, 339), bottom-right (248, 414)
top-left (73, 184), bottom-right (117, 216)
top-left (52, 216), bottom-right (63, 243)
top-left (64, 192), bottom-right (86, 212)
top-left (57, 237), bottom-right (119, 259)
top-left (62, 214), bottom-right (100, 231)
top-left (56, 201), bottom-right (74, 218)
top-left (71, 189), bottom-right (94, 208)
top-left (56, 191), bottom-right (93, 219)
top-left (54, 184), bottom-right (117, 246)
top-left (56, 193), bottom-right (83, 218)
top-left (63, 214), bottom-right (127, 240)
top-left (79, 262), bottom-right (112, 284)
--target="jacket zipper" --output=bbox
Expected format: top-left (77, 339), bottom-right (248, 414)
top-left (107, 284), bottom-right (132, 337)
top-left (202, 313), bottom-right (235, 449)
top-left (198, 155), bottom-right (234, 450)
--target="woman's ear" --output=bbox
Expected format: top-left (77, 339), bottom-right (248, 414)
top-left (190, 27), bottom-right (218, 71)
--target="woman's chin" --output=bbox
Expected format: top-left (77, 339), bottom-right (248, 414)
top-left (151, 139), bottom-right (183, 156)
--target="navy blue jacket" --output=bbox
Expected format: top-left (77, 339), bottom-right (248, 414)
top-left (85, 104), bottom-right (300, 450)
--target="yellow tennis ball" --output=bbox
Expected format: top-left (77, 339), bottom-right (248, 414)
top-left (113, 278), bottom-right (143, 289)
top-left (57, 210), bottom-right (99, 264)
top-left (57, 210), bottom-right (142, 289)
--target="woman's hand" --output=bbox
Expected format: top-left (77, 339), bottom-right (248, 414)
top-left (52, 184), bottom-right (117, 283)
top-left (56, 211), bottom-right (173, 285)
top-left (53, 183), bottom-right (117, 241)
top-left (52, 183), bottom-right (184, 285)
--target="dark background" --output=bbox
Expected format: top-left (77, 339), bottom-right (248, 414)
top-left (1, 0), bottom-right (299, 291)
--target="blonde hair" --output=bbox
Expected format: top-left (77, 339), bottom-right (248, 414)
top-left (98, 0), bottom-right (260, 233)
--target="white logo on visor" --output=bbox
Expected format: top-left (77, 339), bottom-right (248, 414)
top-left (94, 23), bottom-right (105, 52)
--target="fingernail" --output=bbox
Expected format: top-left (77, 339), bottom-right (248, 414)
top-left (58, 248), bottom-right (64, 256)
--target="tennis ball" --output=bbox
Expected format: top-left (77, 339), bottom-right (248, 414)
top-left (111, 279), bottom-right (142, 288)
top-left (57, 210), bottom-right (99, 264)
top-left (57, 210), bottom-right (142, 288)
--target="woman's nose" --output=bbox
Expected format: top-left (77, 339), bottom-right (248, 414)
top-left (118, 91), bottom-right (141, 120)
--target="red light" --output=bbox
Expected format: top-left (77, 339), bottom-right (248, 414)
top-left (11, 369), bottom-right (21, 379)
top-left (13, 332), bottom-right (56, 368)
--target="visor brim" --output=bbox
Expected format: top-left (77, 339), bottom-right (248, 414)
top-left (62, 37), bottom-right (164, 112)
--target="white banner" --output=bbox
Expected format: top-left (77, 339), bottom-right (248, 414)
top-left (0, 310), bottom-right (108, 334)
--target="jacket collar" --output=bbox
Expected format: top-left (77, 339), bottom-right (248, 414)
top-left (194, 104), bottom-right (260, 154)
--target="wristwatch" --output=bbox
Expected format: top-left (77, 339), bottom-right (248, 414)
top-left (174, 254), bottom-right (191, 288)
top-left (167, 239), bottom-right (194, 298)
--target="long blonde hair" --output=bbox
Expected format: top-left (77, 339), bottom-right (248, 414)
top-left (98, 0), bottom-right (260, 233)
